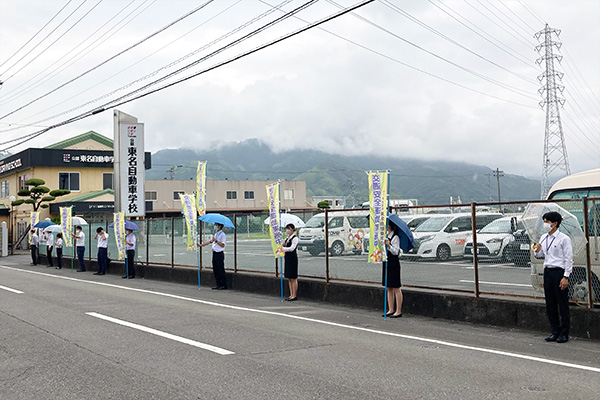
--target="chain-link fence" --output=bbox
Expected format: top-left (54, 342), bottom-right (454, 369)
top-left (70, 198), bottom-right (599, 308)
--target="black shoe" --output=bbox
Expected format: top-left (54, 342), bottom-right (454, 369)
top-left (211, 286), bottom-right (219, 290)
top-left (545, 334), bottom-right (559, 342)
top-left (556, 335), bottom-right (569, 343)
top-left (93, 272), bottom-right (100, 275)
top-left (382, 312), bottom-right (395, 317)
top-left (389, 314), bottom-right (402, 318)
top-left (122, 276), bottom-right (128, 279)
top-left (216, 286), bottom-right (227, 290)
top-left (76, 269), bottom-right (85, 272)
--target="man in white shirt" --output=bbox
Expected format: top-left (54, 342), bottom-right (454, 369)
top-left (30, 229), bottom-right (39, 266)
top-left (533, 211), bottom-right (572, 343)
top-left (94, 227), bottom-right (109, 276)
top-left (45, 231), bottom-right (54, 268)
top-left (72, 226), bottom-right (86, 272)
top-left (123, 229), bottom-right (136, 279)
top-left (199, 223), bottom-right (227, 290)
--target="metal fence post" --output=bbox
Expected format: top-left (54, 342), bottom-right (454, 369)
top-left (88, 224), bottom-right (92, 261)
top-left (582, 198), bottom-right (594, 309)
top-left (145, 218), bottom-right (150, 265)
top-left (325, 208), bottom-right (330, 283)
top-left (471, 202), bottom-right (480, 298)
top-left (170, 217), bottom-right (174, 268)
top-left (234, 214), bottom-right (237, 273)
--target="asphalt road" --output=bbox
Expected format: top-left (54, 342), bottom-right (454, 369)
top-left (1, 256), bottom-right (599, 399)
top-left (98, 238), bottom-right (540, 298)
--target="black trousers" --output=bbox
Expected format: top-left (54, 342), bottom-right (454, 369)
top-left (30, 245), bottom-right (38, 265)
top-left (212, 251), bottom-right (226, 288)
top-left (46, 246), bottom-right (53, 266)
top-left (126, 249), bottom-right (136, 277)
top-left (544, 268), bottom-right (570, 337)
top-left (56, 248), bottom-right (63, 269)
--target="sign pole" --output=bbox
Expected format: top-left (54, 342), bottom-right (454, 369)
top-left (279, 182), bottom-right (284, 302)
top-left (383, 171), bottom-right (390, 320)
top-left (197, 218), bottom-right (201, 289)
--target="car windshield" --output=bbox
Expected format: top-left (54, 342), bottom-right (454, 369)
top-left (479, 219), bottom-right (512, 234)
top-left (305, 216), bottom-right (325, 228)
top-left (414, 216), bottom-right (453, 232)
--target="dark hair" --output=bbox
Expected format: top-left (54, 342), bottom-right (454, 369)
top-left (215, 223), bottom-right (223, 229)
top-left (286, 223), bottom-right (295, 231)
top-left (96, 227), bottom-right (104, 233)
top-left (57, 233), bottom-right (62, 239)
top-left (543, 211), bottom-right (562, 227)
top-left (75, 225), bottom-right (82, 230)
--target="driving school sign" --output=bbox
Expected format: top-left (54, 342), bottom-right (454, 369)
top-left (119, 123), bottom-right (145, 217)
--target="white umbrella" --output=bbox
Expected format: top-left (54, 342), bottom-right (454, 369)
top-left (72, 216), bottom-right (88, 226)
top-left (43, 225), bottom-right (63, 234)
top-left (264, 213), bottom-right (305, 228)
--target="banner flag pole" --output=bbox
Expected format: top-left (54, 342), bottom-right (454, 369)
top-left (197, 219), bottom-right (201, 289)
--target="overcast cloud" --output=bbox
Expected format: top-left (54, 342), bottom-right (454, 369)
top-left (0, 0), bottom-right (598, 178)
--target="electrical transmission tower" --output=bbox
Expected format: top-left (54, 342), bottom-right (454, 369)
top-left (535, 24), bottom-right (570, 199)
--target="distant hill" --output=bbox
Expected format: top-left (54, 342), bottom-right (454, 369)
top-left (147, 139), bottom-right (541, 205)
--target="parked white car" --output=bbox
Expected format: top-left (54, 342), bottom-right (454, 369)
top-left (298, 211), bottom-right (369, 256)
top-left (407, 213), bottom-right (503, 261)
top-left (463, 216), bottom-right (524, 262)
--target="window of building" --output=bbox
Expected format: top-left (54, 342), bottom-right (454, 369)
top-left (18, 174), bottom-right (29, 191)
top-left (226, 191), bottom-right (237, 200)
top-left (244, 190), bottom-right (254, 200)
top-left (1, 180), bottom-right (9, 198)
top-left (102, 173), bottom-right (113, 190)
top-left (145, 191), bottom-right (157, 201)
top-left (58, 172), bottom-right (80, 191)
top-left (284, 189), bottom-right (294, 200)
top-left (173, 191), bottom-right (185, 200)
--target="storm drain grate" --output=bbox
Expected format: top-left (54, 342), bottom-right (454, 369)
top-left (520, 386), bottom-right (547, 392)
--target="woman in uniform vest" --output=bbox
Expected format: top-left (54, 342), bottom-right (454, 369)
top-left (282, 223), bottom-right (299, 301)
top-left (383, 221), bottom-right (403, 318)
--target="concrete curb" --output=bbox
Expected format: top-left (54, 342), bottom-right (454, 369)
top-left (46, 254), bottom-right (599, 340)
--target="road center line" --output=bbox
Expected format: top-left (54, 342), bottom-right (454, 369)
top-left (0, 284), bottom-right (24, 294)
top-left (86, 312), bottom-right (233, 355)
top-left (460, 279), bottom-right (531, 287)
top-left (1, 264), bottom-right (599, 374)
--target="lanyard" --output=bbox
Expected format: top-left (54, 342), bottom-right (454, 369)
top-left (544, 235), bottom-right (556, 252)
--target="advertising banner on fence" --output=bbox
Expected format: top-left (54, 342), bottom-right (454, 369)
top-left (368, 171), bottom-right (388, 263)
top-left (113, 212), bottom-right (126, 260)
top-left (29, 211), bottom-right (39, 243)
top-left (59, 207), bottom-right (72, 247)
top-left (196, 161), bottom-right (206, 217)
top-left (180, 193), bottom-right (197, 251)
top-left (266, 183), bottom-right (284, 258)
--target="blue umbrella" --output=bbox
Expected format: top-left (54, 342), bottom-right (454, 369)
top-left (108, 220), bottom-right (140, 231)
top-left (388, 214), bottom-right (415, 252)
top-left (34, 220), bottom-right (56, 229)
top-left (199, 213), bottom-right (235, 229)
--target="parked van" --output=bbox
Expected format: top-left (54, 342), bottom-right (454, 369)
top-left (298, 211), bottom-right (369, 256)
top-left (529, 169), bottom-right (600, 303)
top-left (407, 212), bottom-right (503, 261)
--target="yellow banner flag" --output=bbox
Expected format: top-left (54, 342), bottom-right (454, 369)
top-left (59, 207), bottom-right (72, 247)
top-left (368, 171), bottom-right (388, 263)
top-left (266, 182), bottom-right (284, 258)
top-left (196, 161), bottom-right (206, 217)
top-left (113, 212), bottom-right (126, 260)
top-left (180, 193), bottom-right (197, 251)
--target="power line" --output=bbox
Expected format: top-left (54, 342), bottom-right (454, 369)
top-left (0, 0), bottom-right (73, 72)
top-left (0, 0), bottom-right (102, 83)
top-left (516, 0), bottom-right (546, 26)
top-left (0, 0), bottom-right (291, 134)
top-left (0, 0), bottom-right (215, 121)
top-left (0, 0), bottom-right (376, 151)
top-left (327, 0), bottom-right (538, 100)
top-left (498, 0), bottom-right (537, 32)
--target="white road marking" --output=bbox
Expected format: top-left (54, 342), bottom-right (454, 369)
top-left (0, 284), bottom-right (24, 294)
top-left (1, 264), bottom-right (599, 374)
top-left (460, 279), bottom-right (531, 287)
top-left (86, 312), bottom-right (233, 355)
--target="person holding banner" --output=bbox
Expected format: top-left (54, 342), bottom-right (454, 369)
top-left (94, 227), bottom-right (109, 276)
top-left (282, 223), bottom-right (299, 301)
top-left (45, 230), bottom-right (54, 268)
top-left (199, 223), bottom-right (227, 290)
top-left (72, 226), bottom-right (86, 272)
top-left (123, 229), bottom-right (136, 279)
top-left (383, 222), bottom-right (403, 318)
top-left (55, 233), bottom-right (63, 269)
top-left (30, 229), bottom-right (39, 266)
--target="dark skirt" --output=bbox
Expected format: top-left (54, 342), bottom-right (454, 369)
top-left (284, 251), bottom-right (298, 279)
top-left (382, 254), bottom-right (401, 288)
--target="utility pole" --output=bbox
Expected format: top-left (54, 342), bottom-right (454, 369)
top-left (492, 168), bottom-right (504, 203)
top-left (167, 165), bottom-right (183, 180)
top-left (535, 24), bottom-right (570, 199)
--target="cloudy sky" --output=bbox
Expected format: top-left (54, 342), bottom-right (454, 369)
top-left (0, 0), bottom-right (598, 179)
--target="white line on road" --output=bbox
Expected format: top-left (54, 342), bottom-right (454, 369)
top-left (0, 284), bottom-right (24, 294)
top-left (1, 264), bottom-right (599, 374)
top-left (460, 280), bottom-right (531, 287)
top-left (86, 312), bottom-right (234, 356)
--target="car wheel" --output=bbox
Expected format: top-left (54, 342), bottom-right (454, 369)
top-left (330, 241), bottom-right (344, 256)
top-left (436, 244), bottom-right (451, 261)
top-left (568, 267), bottom-right (600, 303)
top-left (308, 248), bottom-right (320, 257)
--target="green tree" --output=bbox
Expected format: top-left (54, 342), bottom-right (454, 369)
top-left (11, 178), bottom-right (70, 211)
top-left (317, 201), bottom-right (331, 210)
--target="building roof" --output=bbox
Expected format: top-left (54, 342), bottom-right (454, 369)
top-left (66, 189), bottom-right (114, 202)
top-left (45, 131), bottom-right (113, 150)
